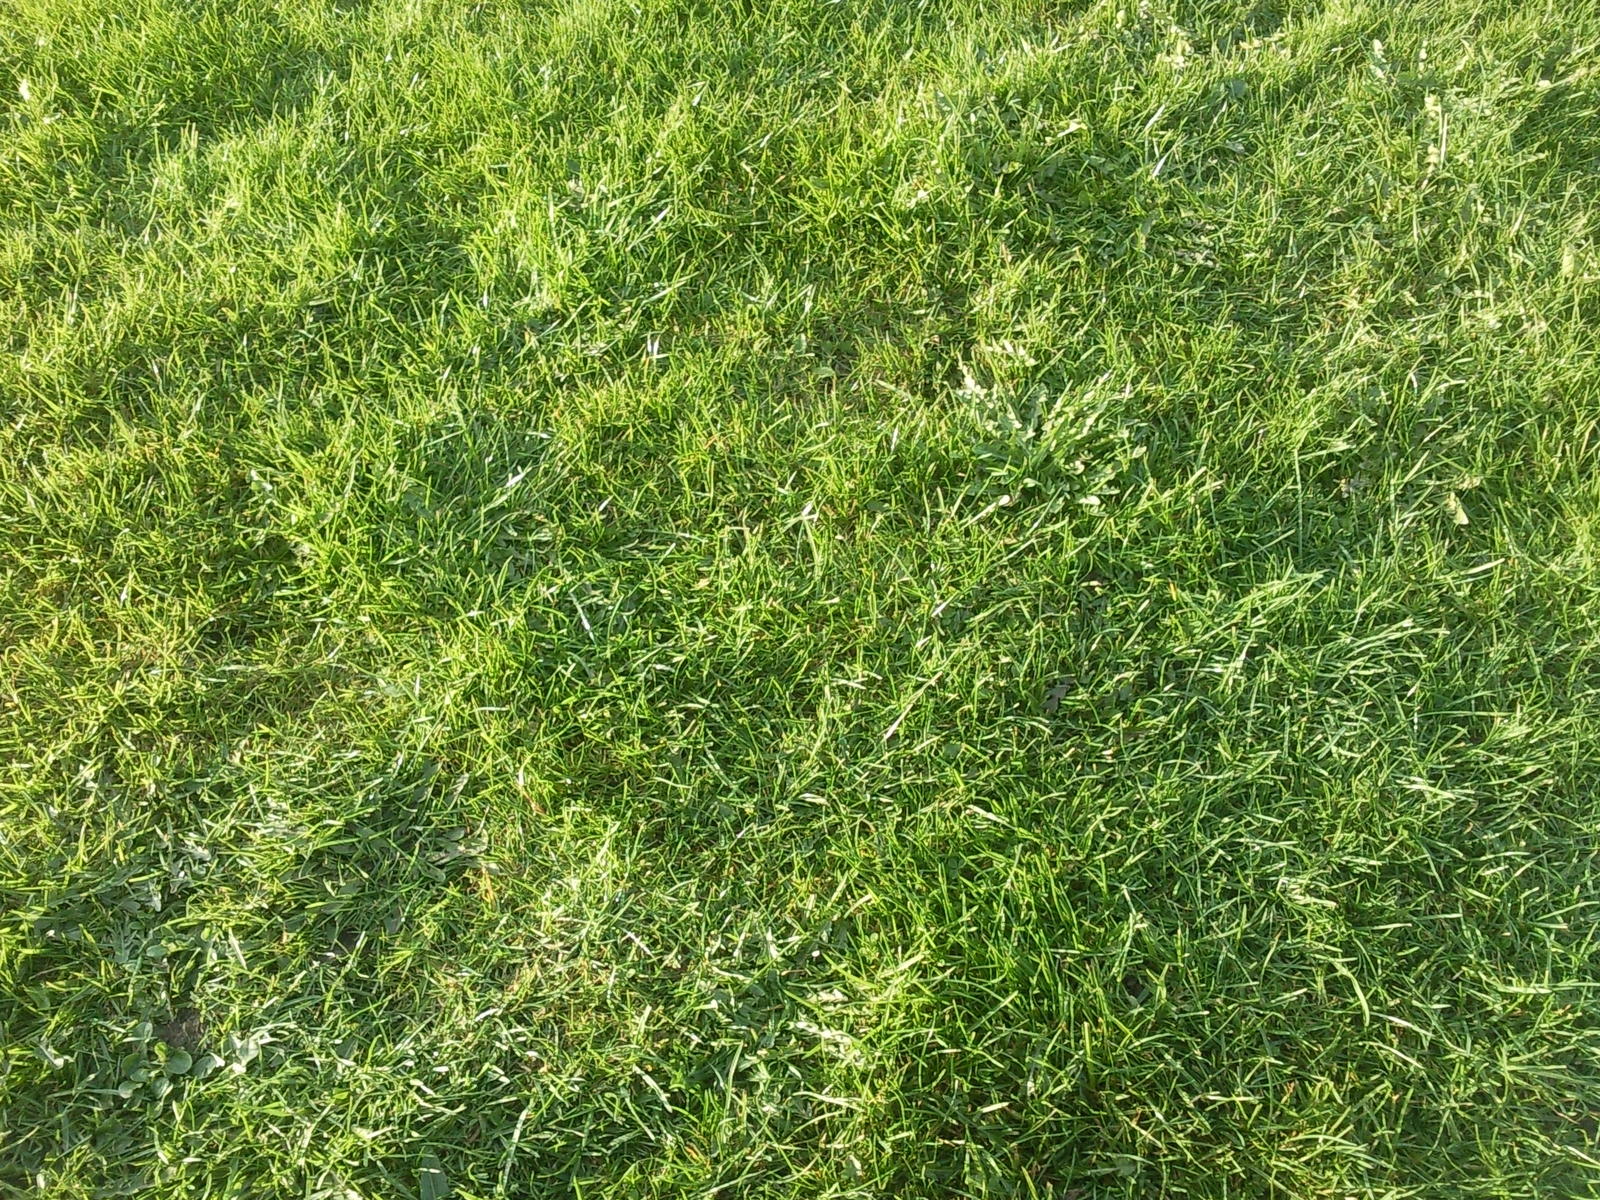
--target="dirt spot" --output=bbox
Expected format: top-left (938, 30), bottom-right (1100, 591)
top-left (157, 1008), bottom-right (204, 1051)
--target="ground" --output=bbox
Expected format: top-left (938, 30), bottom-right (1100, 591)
top-left (2, 0), bottom-right (1599, 1196)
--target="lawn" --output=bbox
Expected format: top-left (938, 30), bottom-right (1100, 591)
top-left (2, 0), bottom-right (1598, 1195)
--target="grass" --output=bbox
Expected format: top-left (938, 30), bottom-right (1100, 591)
top-left (2, 0), bottom-right (1599, 1195)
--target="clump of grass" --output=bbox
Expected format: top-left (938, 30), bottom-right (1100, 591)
top-left (3, 0), bottom-right (1599, 1196)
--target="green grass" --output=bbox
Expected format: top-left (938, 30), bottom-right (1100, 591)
top-left (2, 0), bottom-right (1599, 1195)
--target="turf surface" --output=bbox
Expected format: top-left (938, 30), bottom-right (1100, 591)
top-left (3, 0), bottom-right (1599, 1196)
